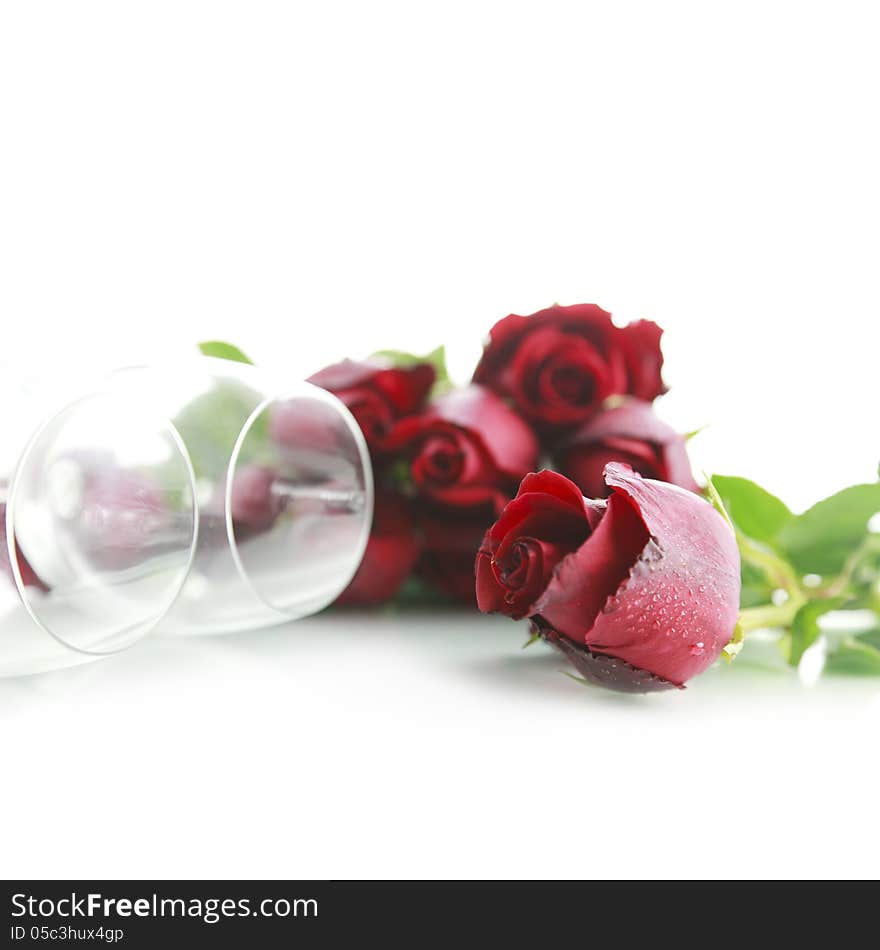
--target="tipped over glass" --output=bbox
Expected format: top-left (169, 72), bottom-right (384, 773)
top-left (1, 357), bottom-right (373, 673)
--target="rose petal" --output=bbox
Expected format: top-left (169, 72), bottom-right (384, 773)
top-left (473, 304), bottom-right (629, 407)
top-left (534, 488), bottom-right (650, 640)
top-left (619, 320), bottom-right (667, 401)
top-left (563, 399), bottom-right (677, 445)
top-left (308, 358), bottom-right (385, 392)
top-left (418, 505), bottom-right (491, 605)
top-left (559, 441), bottom-right (661, 499)
top-left (476, 471), bottom-right (607, 617)
top-left (372, 363), bottom-right (437, 415)
top-left (509, 327), bottom-right (614, 424)
top-left (542, 627), bottom-right (680, 693)
top-left (580, 463), bottom-right (740, 685)
top-left (337, 388), bottom-right (396, 445)
top-left (486, 491), bottom-right (590, 551)
top-left (422, 385), bottom-right (539, 479)
top-left (555, 400), bottom-right (698, 496)
top-left (516, 470), bottom-right (593, 511)
top-left (496, 538), bottom-right (573, 619)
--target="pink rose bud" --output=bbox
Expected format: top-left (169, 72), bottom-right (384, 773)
top-left (476, 465), bottom-right (740, 692)
top-left (553, 399), bottom-right (698, 498)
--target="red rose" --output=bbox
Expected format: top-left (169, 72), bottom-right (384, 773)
top-left (306, 358), bottom-right (436, 452)
top-left (473, 304), bottom-right (666, 435)
top-left (476, 465), bottom-right (740, 691)
top-left (0, 502), bottom-right (49, 591)
top-left (336, 492), bottom-right (420, 605)
top-left (415, 504), bottom-right (493, 604)
top-left (474, 471), bottom-right (603, 619)
top-left (385, 385), bottom-right (539, 512)
top-left (553, 399), bottom-right (698, 498)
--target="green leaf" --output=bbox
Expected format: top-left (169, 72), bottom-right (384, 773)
top-left (710, 475), bottom-right (792, 545)
top-left (172, 380), bottom-right (267, 478)
top-left (777, 483), bottom-right (880, 577)
top-left (788, 598), bottom-right (845, 666)
top-left (198, 340), bottom-right (253, 364)
top-left (371, 345), bottom-right (450, 391)
top-left (739, 560), bottom-right (776, 608)
top-left (825, 636), bottom-right (880, 676)
top-left (858, 627), bottom-right (880, 651)
top-left (387, 456), bottom-right (413, 494)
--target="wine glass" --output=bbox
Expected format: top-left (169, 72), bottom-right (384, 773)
top-left (1, 356), bottom-right (373, 673)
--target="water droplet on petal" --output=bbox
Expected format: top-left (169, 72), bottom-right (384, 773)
top-left (602, 595), bottom-right (621, 615)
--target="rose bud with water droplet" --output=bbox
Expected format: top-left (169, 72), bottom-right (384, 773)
top-left (553, 399), bottom-right (699, 499)
top-left (476, 465), bottom-right (740, 692)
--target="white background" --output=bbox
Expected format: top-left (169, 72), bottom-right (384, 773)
top-left (1, 1), bottom-right (879, 879)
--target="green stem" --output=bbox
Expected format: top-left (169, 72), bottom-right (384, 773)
top-left (817, 534), bottom-right (880, 599)
top-left (738, 600), bottom-right (803, 634)
top-left (735, 533), bottom-right (807, 635)
top-left (736, 532), bottom-right (802, 594)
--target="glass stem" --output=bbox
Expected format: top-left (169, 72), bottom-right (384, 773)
top-left (270, 481), bottom-right (366, 511)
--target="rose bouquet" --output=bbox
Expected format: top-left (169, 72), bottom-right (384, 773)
top-left (277, 302), bottom-right (879, 693)
top-left (9, 305), bottom-right (879, 692)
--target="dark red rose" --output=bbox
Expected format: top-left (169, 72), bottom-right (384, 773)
top-left (415, 504), bottom-right (494, 604)
top-left (0, 502), bottom-right (49, 591)
top-left (475, 471), bottom-right (604, 619)
top-left (336, 492), bottom-right (420, 605)
top-left (472, 304), bottom-right (666, 436)
top-left (476, 465), bottom-right (740, 691)
top-left (553, 399), bottom-right (698, 498)
top-left (306, 358), bottom-right (436, 451)
top-left (385, 385), bottom-right (539, 512)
